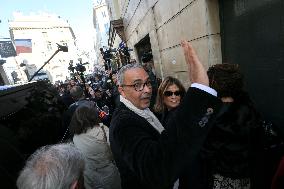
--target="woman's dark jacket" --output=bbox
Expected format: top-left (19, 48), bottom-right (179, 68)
top-left (178, 95), bottom-right (265, 189)
top-left (160, 108), bottom-right (178, 129)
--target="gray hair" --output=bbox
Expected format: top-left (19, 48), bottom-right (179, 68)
top-left (17, 143), bottom-right (85, 189)
top-left (117, 63), bottom-right (143, 86)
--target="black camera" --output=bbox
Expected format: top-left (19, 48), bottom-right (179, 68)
top-left (75, 63), bottom-right (86, 73)
top-left (100, 48), bottom-right (117, 62)
top-left (68, 61), bottom-right (87, 73)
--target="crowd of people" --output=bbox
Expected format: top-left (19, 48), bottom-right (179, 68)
top-left (15, 40), bottom-right (284, 189)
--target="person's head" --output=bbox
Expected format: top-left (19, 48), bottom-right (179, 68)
top-left (88, 86), bottom-right (95, 98)
top-left (154, 76), bottom-right (186, 113)
top-left (59, 84), bottom-right (67, 94)
top-left (111, 73), bottom-right (117, 84)
top-left (69, 101), bottom-right (99, 135)
top-left (17, 143), bottom-right (85, 189)
top-left (67, 84), bottom-right (72, 92)
top-left (107, 69), bottom-right (112, 76)
top-left (118, 64), bottom-right (152, 110)
top-left (94, 86), bottom-right (103, 99)
top-left (70, 79), bottom-right (76, 86)
top-left (207, 63), bottom-right (244, 99)
top-left (94, 75), bottom-right (99, 82)
top-left (70, 86), bottom-right (84, 101)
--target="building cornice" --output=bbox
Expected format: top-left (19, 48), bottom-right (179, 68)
top-left (108, 18), bottom-right (125, 47)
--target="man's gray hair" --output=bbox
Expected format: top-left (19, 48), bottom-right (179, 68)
top-left (17, 143), bottom-right (85, 189)
top-left (117, 63), bottom-right (143, 86)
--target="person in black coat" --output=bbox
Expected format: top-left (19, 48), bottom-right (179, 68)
top-left (153, 76), bottom-right (186, 188)
top-left (61, 86), bottom-right (89, 141)
top-left (178, 63), bottom-right (265, 189)
top-left (109, 40), bottom-right (223, 189)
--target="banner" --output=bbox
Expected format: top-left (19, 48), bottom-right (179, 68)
top-left (0, 40), bottom-right (17, 58)
top-left (15, 39), bottom-right (32, 54)
top-left (119, 41), bottom-right (125, 49)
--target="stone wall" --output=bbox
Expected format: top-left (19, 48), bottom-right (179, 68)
top-left (116, 0), bottom-right (222, 87)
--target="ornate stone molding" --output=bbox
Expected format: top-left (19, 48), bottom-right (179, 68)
top-left (108, 18), bottom-right (125, 47)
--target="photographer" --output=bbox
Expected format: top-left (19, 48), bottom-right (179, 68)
top-left (61, 86), bottom-right (89, 142)
top-left (100, 48), bottom-right (112, 71)
top-left (68, 60), bottom-right (90, 98)
top-left (91, 86), bottom-right (114, 127)
top-left (100, 71), bottom-right (120, 111)
top-left (109, 71), bottom-right (120, 108)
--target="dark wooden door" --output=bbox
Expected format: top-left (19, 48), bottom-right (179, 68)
top-left (134, 34), bottom-right (152, 64)
top-left (219, 0), bottom-right (284, 135)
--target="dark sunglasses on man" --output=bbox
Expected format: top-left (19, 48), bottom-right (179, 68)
top-left (164, 91), bottom-right (182, 97)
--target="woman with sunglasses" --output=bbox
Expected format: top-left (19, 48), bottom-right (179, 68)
top-left (153, 76), bottom-right (186, 128)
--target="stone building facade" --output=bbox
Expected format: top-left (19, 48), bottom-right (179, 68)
top-left (93, 0), bottom-right (111, 67)
top-left (9, 12), bottom-right (78, 82)
top-left (107, 0), bottom-right (221, 87)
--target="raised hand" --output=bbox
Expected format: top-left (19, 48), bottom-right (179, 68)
top-left (181, 40), bottom-right (209, 86)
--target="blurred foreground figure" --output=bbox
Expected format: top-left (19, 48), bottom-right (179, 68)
top-left (17, 143), bottom-right (85, 189)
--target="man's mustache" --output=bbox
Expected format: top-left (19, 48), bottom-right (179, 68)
top-left (141, 93), bottom-right (151, 99)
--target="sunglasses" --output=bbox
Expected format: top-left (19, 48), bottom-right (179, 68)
top-left (164, 91), bottom-right (182, 97)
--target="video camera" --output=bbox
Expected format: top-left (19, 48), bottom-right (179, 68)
top-left (68, 60), bottom-right (88, 73)
top-left (100, 48), bottom-right (117, 62)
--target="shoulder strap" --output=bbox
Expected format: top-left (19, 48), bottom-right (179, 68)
top-left (60, 127), bottom-right (69, 143)
top-left (100, 125), bottom-right (108, 142)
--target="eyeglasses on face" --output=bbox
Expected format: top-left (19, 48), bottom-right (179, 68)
top-left (122, 80), bottom-right (152, 91)
top-left (164, 91), bottom-right (182, 97)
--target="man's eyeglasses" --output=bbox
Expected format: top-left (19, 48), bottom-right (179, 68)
top-left (122, 80), bottom-right (152, 91)
top-left (164, 91), bottom-right (182, 97)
